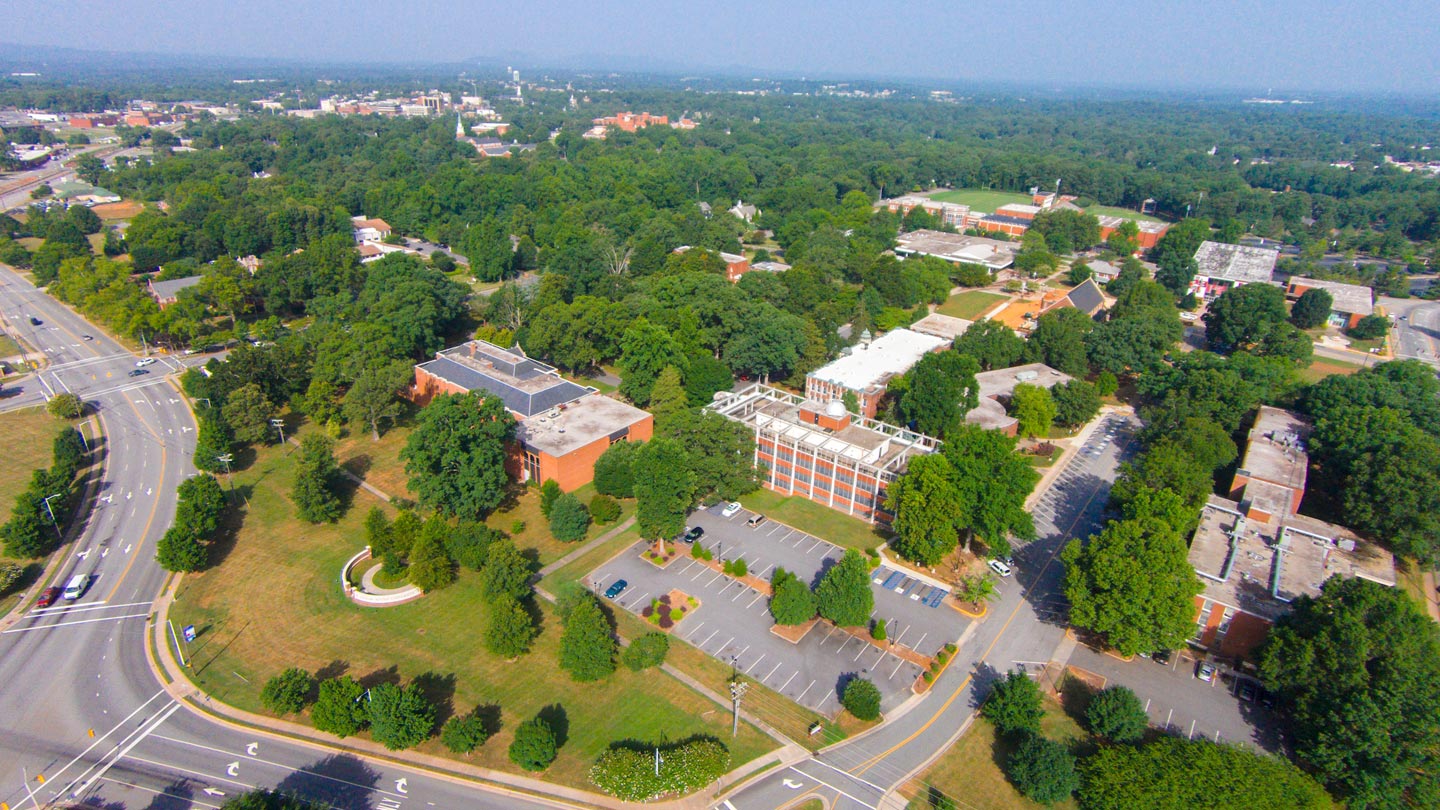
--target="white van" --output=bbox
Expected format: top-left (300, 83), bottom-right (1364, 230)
top-left (62, 573), bottom-right (87, 601)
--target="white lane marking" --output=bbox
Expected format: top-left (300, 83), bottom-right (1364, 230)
top-left (797, 680), bottom-right (817, 702)
top-left (3, 612), bottom-right (150, 634)
top-left (763, 661), bottom-right (782, 681)
top-left (29, 599), bottom-right (148, 616)
top-left (96, 776), bottom-right (221, 810)
top-left (779, 670), bottom-right (799, 691)
top-left (789, 766), bottom-right (877, 809)
top-left (124, 754), bottom-right (251, 789)
top-left (67, 702), bottom-right (183, 799)
top-left (147, 734), bottom-right (406, 799)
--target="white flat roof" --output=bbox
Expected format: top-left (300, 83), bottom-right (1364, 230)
top-left (809, 328), bottom-right (949, 391)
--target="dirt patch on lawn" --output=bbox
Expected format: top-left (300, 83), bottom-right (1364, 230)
top-left (91, 200), bottom-right (145, 219)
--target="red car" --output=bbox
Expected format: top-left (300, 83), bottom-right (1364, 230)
top-left (35, 586), bottom-right (62, 608)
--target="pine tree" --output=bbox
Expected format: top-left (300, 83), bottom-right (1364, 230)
top-left (559, 595), bottom-right (617, 682)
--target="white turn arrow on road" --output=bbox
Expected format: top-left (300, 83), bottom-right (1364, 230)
top-left (246, 742), bottom-right (258, 756)
top-left (783, 778), bottom-right (804, 789)
top-left (395, 778), bottom-right (408, 794)
top-left (226, 761), bottom-right (240, 777)
top-left (204, 788), bottom-right (227, 797)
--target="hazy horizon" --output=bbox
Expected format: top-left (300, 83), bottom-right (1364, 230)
top-left (3, 0), bottom-right (1439, 95)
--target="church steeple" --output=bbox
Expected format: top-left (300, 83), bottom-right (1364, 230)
top-left (455, 113), bottom-right (465, 139)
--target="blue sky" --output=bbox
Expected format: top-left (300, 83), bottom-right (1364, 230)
top-left (7, 0), bottom-right (1439, 93)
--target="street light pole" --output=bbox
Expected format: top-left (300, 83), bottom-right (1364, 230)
top-left (42, 493), bottom-right (63, 537)
top-left (271, 418), bottom-right (287, 449)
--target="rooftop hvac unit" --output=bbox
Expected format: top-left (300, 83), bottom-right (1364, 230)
top-left (1338, 538), bottom-right (1357, 552)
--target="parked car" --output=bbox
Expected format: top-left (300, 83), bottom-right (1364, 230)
top-left (35, 586), bottom-right (62, 608)
top-left (1258, 688), bottom-right (1276, 710)
top-left (1152, 649), bottom-right (1172, 665)
top-left (1237, 680), bottom-right (1258, 702)
top-left (127, 369), bottom-right (149, 378)
top-left (134, 357), bottom-right (156, 367)
top-left (604, 579), bottom-right (628, 599)
top-left (81, 334), bottom-right (93, 341)
top-left (1196, 662), bottom-right (1216, 683)
top-left (746, 514), bottom-right (767, 529)
top-left (683, 526), bottom-right (704, 543)
top-left (721, 502), bottom-right (742, 518)
top-left (988, 559), bottom-right (1013, 578)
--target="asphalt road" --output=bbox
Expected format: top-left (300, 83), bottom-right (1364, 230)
top-left (0, 264), bottom-right (561, 810)
top-left (1381, 295), bottom-right (1440, 366)
top-left (719, 414), bottom-right (1141, 810)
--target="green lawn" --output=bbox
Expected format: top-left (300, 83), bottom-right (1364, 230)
top-left (902, 695), bottom-right (1085, 810)
top-left (169, 441), bottom-right (773, 791)
top-left (538, 522), bottom-right (643, 594)
top-left (1075, 203), bottom-right (1164, 225)
top-left (938, 290), bottom-right (1009, 321)
top-left (1298, 356), bottom-right (1363, 384)
top-left (0, 333), bottom-right (22, 359)
top-left (0, 409), bottom-right (94, 615)
top-left (739, 489), bottom-right (890, 553)
top-left (927, 189), bottom-right (1033, 213)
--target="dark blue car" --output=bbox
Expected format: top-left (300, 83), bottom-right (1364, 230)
top-left (604, 579), bottom-right (628, 599)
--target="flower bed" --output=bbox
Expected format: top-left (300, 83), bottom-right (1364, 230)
top-left (915, 642), bottom-right (959, 693)
top-left (641, 589), bottom-right (698, 630)
top-left (643, 539), bottom-right (681, 567)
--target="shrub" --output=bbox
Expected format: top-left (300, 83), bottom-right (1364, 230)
top-left (589, 494), bottom-right (621, 524)
top-left (923, 670), bottom-right (935, 683)
top-left (589, 737), bottom-right (730, 801)
top-left (623, 632), bottom-right (670, 671)
top-left (509, 716), bottom-right (558, 771)
top-left (1006, 733), bottom-right (1079, 804)
top-left (769, 567), bottom-right (818, 625)
top-left (311, 676), bottom-right (367, 737)
top-left (485, 594), bottom-right (537, 658)
top-left (1348, 314), bottom-right (1389, 340)
top-left (982, 671), bottom-right (1043, 736)
top-left (0, 562), bottom-right (22, 595)
top-left (407, 527), bottom-right (455, 591)
top-left (722, 557), bottom-right (748, 577)
top-left (539, 479), bottom-right (562, 517)
top-left (440, 710), bottom-right (489, 754)
top-left (510, 519), bottom-right (526, 534)
top-left (871, 618), bottom-right (888, 641)
top-left (548, 492), bottom-right (591, 542)
top-left (842, 678), bottom-right (882, 721)
top-left (260, 667), bottom-right (313, 715)
top-left (1086, 685), bottom-right (1149, 743)
top-left (46, 393), bottom-right (84, 419)
top-left (1095, 371), bottom-right (1118, 397)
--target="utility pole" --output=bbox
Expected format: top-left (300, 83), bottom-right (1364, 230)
top-left (654, 747), bottom-right (662, 777)
top-left (729, 678), bottom-right (749, 738)
top-left (271, 418), bottom-right (286, 447)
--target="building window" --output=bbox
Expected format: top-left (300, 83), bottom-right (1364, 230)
top-left (1217, 608), bottom-right (1236, 635)
top-left (523, 450), bottom-right (541, 485)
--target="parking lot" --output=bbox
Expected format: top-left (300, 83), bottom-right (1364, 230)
top-left (589, 505), bottom-right (969, 716)
top-left (1066, 643), bottom-right (1282, 751)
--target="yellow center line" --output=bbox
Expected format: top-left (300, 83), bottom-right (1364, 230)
top-left (849, 431), bottom-right (1125, 776)
top-left (102, 391), bottom-right (172, 602)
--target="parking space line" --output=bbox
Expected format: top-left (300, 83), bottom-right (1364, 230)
top-left (700, 629), bottom-right (719, 647)
top-left (746, 654), bottom-right (765, 673)
top-left (734, 645), bottom-right (750, 662)
top-left (705, 572), bottom-right (722, 585)
top-left (766, 524), bottom-right (783, 536)
top-left (806, 540), bottom-right (823, 553)
top-left (633, 591), bottom-right (651, 607)
top-left (682, 621), bottom-right (705, 641)
top-left (678, 560), bottom-right (696, 574)
top-left (853, 643), bottom-right (868, 662)
top-left (889, 657), bottom-right (905, 679)
top-left (731, 588), bottom-right (748, 602)
top-left (797, 680), bottom-right (816, 702)
top-left (892, 624), bottom-right (909, 645)
top-left (779, 671), bottom-right (798, 691)
top-left (792, 535), bottom-right (807, 547)
top-left (758, 563), bottom-right (774, 578)
top-left (747, 592), bottom-right (766, 608)
top-left (691, 568), bottom-right (707, 581)
top-left (912, 632), bottom-right (927, 652)
top-left (763, 661), bottom-right (782, 681)
top-left (778, 529), bottom-right (796, 542)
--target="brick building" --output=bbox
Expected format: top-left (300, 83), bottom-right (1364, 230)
top-left (410, 340), bottom-right (652, 491)
top-left (1284, 277), bottom-right (1375, 329)
top-left (804, 328), bottom-right (951, 419)
top-left (709, 385), bottom-right (941, 524)
top-left (1188, 407), bottom-right (1395, 659)
top-left (1189, 241), bottom-right (1281, 300)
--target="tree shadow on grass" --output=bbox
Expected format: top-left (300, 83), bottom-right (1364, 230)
top-left (357, 664), bottom-right (400, 691)
top-left (204, 484), bottom-right (253, 569)
top-left (314, 659), bottom-right (349, 682)
top-left (412, 670), bottom-right (457, 729)
top-left (1059, 673), bottom-right (1096, 726)
top-left (537, 703), bottom-right (569, 749)
top-left (472, 702), bottom-right (503, 738)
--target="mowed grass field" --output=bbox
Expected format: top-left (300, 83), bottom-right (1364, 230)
top-left (938, 290), bottom-right (1009, 321)
top-left (901, 694), bottom-right (1085, 810)
top-left (169, 439), bottom-right (772, 790)
top-left (0, 407), bottom-right (63, 613)
top-left (928, 189), bottom-right (1033, 212)
top-left (739, 488), bottom-right (889, 553)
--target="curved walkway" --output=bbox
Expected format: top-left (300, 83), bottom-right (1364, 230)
top-left (359, 561), bottom-right (416, 596)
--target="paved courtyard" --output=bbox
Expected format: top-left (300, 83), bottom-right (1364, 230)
top-left (588, 505), bottom-right (969, 717)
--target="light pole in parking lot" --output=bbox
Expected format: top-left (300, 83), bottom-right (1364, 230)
top-left (271, 418), bottom-right (287, 448)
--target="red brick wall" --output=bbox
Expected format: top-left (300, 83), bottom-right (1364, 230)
top-left (408, 366), bottom-right (469, 406)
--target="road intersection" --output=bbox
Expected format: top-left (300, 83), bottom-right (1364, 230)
top-left (0, 264), bottom-right (560, 810)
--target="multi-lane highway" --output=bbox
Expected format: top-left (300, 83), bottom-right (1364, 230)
top-left (0, 264), bottom-right (561, 810)
top-left (720, 414), bottom-right (1140, 810)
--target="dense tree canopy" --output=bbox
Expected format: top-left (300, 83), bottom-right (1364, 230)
top-left (401, 393), bottom-right (516, 520)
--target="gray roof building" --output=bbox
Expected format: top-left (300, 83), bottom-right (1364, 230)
top-left (148, 275), bottom-right (202, 303)
top-left (414, 340), bottom-right (594, 418)
top-left (1193, 241), bottom-right (1280, 287)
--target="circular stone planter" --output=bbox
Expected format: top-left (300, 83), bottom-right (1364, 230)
top-left (341, 546), bottom-right (424, 607)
